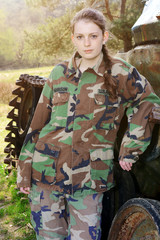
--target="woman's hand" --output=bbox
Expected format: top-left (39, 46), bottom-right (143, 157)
top-left (20, 187), bottom-right (30, 194)
top-left (119, 161), bottom-right (132, 171)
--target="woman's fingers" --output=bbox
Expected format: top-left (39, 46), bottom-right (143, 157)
top-left (20, 187), bottom-right (30, 194)
top-left (119, 161), bottom-right (132, 171)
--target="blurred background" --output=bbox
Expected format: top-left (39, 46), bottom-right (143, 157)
top-left (0, 0), bottom-right (144, 70)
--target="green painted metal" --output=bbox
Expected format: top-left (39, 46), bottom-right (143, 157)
top-left (132, 0), bottom-right (160, 45)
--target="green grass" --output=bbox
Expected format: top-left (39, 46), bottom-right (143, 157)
top-left (0, 66), bottom-right (53, 83)
top-left (0, 161), bottom-right (36, 239)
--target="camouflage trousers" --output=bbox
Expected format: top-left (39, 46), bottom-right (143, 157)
top-left (28, 184), bottom-right (103, 240)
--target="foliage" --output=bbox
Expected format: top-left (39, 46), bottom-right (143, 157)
top-left (0, 0), bottom-right (50, 69)
top-left (0, 9), bottom-right (17, 68)
top-left (26, 0), bottom-right (60, 10)
top-left (24, 4), bottom-right (84, 61)
top-left (87, 0), bottom-right (144, 52)
top-left (0, 0), bottom-right (145, 69)
top-left (110, 0), bottom-right (144, 52)
top-left (104, 0), bottom-right (144, 52)
top-left (0, 163), bottom-right (36, 239)
top-left (26, 0), bottom-right (82, 12)
top-left (0, 116), bottom-right (35, 239)
top-left (23, 0), bottom-right (145, 60)
top-left (24, 14), bottom-right (72, 58)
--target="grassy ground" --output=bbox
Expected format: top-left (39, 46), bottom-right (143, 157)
top-left (0, 66), bottom-right (52, 105)
top-left (0, 66), bottom-right (53, 240)
top-left (0, 104), bottom-right (36, 239)
top-left (0, 66), bottom-right (52, 83)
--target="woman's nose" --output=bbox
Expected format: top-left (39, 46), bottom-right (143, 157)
top-left (84, 37), bottom-right (91, 46)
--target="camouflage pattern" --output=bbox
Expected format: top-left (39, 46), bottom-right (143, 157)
top-left (29, 184), bottom-right (103, 240)
top-left (17, 52), bottom-right (160, 196)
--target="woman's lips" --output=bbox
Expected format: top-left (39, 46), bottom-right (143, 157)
top-left (84, 50), bottom-right (93, 54)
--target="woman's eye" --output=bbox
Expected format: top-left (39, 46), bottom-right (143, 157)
top-left (77, 36), bottom-right (82, 40)
top-left (91, 35), bottom-right (97, 39)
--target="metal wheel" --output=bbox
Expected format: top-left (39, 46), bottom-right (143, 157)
top-left (18, 86), bottom-right (34, 137)
top-left (4, 74), bottom-right (46, 170)
top-left (108, 198), bottom-right (160, 240)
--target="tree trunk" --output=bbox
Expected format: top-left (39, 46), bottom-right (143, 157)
top-left (105, 0), bottom-right (113, 21)
top-left (123, 36), bottom-right (133, 52)
top-left (121, 0), bottom-right (126, 16)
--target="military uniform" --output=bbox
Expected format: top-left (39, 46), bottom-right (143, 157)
top-left (17, 52), bottom-right (160, 239)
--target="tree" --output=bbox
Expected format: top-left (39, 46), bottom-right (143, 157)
top-left (26, 0), bottom-right (60, 11)
top-left (25, 0), bottom-right (80, 16)
top-left (23, 3), bottom-right (84, 62)
top-left (24, 11), bottom-right (73, 62)
top-left (108, 0), bottom-right (144, 52)
top-left (88, 0), bottom-right (144, 52)
top-left (0, 0), bottom-right (51, 68)
top-left (0, 9), bottom-right (17, 68)
top-left (23, 0), bottom-right (144, 63)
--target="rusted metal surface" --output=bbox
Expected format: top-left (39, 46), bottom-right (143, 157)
top-left (17, 74), bottom-right (46, 87)
top-left (117, 212), bottom-right (146, 240)
top-left (117, 211), bottom-right (159, 240)
top-left (4, 74), bottom-right (46, 170)
top-left (108, 198), bottom-right (160, 240)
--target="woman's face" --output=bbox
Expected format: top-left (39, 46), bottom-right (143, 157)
top-left (72, 20), bottom-right (108, 63)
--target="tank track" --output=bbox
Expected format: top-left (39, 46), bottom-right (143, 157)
top-left (4, 74), bottom-right (46, 171)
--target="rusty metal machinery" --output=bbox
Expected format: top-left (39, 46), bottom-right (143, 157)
top-left (4, 74), bottom-right (46, 170)
top-left (108, 198), bottom-right (160, 240)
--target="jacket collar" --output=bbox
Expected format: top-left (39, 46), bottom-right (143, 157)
top-left (66, 51), bottom-right (107, 78)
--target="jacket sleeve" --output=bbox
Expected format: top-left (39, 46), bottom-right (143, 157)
top-left (119, 66), bottom-right (160, 163)
top-left (17, 78), bottom-right (54, 188)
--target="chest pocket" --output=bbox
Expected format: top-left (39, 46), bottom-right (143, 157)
top-left (93, 93), bottom-right (119, 130)
top-left (52, 92), bottom-right (70, 105)
top-left (50, 92), bottom-right (70, 127)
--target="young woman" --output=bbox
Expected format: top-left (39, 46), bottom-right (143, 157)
top-left (17, 8), bottom-right (160, 240)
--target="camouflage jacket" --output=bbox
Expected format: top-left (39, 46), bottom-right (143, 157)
top-left (17, 52), bottom-right (160, 196)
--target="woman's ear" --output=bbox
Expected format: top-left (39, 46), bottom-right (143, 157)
top-left (103, 31), bottom-right (109, 44)
top-left (71, 34), bottom-right (75, 45)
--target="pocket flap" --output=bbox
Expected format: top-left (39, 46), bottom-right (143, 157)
top-left (53, 92), bottom-right (69, 105)
top-left (90, 148), bottom-right (114, 161)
